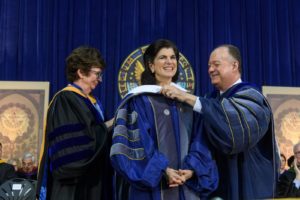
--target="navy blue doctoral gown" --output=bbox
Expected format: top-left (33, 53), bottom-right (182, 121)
top-left (110, 91), bottom-right (218, 200)
top-left (200, 83), bottom-right (280, 200)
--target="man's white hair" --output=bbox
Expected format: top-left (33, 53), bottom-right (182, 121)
top-left (22, 152), bottom-right (35, 162)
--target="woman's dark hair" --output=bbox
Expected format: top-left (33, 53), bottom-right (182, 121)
top-left (287, 155), bottom-right (294, 167)
top-left (141, 39), bottom-right (179, 85)
top-left (65, 46), bottom-right (106, 82)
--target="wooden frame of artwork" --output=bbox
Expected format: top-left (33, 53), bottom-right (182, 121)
top-left (0, 81), bottom-right (49, 168)
top-left (263, 86), bottom-right (300, 161)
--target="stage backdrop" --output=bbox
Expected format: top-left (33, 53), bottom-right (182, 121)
top-left (1, 0), bottom-right (300, 121)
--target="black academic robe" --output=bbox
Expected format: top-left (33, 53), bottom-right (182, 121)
top-left (37, 86), bottom-right (112, 200)
top-left (276, 168), bottom-right (300, 197)
top-left (199, 83), bottom-right (280, 200)
top-left (0, 162), bottom-right (17, 185)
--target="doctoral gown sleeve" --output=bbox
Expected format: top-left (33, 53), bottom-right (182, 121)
top-left (200, 88), bottom-right (271, 154)
top-left (183, 114), bottom-right (218, 198)
top-left (44, 91), bottom-right (108, 180)
top-left (110, 95), bottom-right (168, 189)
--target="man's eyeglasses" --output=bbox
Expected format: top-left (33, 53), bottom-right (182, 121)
top-left (295, 151), bottom-right (300, 156)
top-left (90, 69), bottom-right (103, 79)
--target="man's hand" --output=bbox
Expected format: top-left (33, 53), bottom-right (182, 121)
top-left (161, 85), bottom-right (197, 107)
top-left (161, 85), bottom-right (185, 101)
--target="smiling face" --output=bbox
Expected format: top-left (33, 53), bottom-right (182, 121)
top-left (77, 67), bottom-right (102, 94)
top-left (149, 48), bottom-right (178, 86)
top-left (208, 47), bottom-right (240, 91)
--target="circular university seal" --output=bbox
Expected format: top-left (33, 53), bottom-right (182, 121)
top-left (118, 45), bottom-right (195, 98)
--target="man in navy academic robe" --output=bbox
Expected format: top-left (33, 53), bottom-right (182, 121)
top-left (161, 44), bottom-right (280, 200)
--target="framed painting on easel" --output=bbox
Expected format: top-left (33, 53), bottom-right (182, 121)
top-left (263, 86), bottom-right (300, 160)
top-left (0, 81), bottom-right (49, 167)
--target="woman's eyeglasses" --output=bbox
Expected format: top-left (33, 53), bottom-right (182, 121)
top-left (90, 70), bottom-right (103, 79)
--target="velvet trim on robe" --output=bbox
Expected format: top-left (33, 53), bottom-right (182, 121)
top-left (110, 92), bottom-right (218, 200)
top-left (37, 86), bottom-right (112, 200)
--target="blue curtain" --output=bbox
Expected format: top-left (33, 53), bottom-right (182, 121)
top-left (1, 0), bottom-right (300, 118)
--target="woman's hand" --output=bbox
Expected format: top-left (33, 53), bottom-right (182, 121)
top-left (105, 118), bottom-right (114, 131)
top-left (165, 167), bottom-right (185, 187)
top-left (178, 169), bottom-right (194, 181)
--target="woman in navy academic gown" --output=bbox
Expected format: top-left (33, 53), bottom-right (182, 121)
top-left (110, 39), bottom-right (218, 200)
